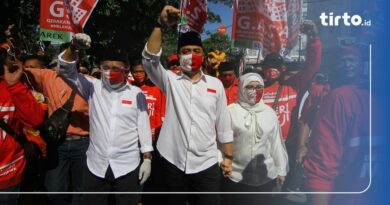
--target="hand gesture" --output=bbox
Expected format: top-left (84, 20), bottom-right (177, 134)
top-left (300, 20), bottom-right (318, 38)
top-left (159, 5), bottom-right (180, 27)
top-left (296, 145), bottom-right (308, 164)
top-left (276, 175), bottom-right (285, 186)
top-left (220, 158), bottom-right (233, 177)
top-left (71, 33), bottom-right (91, 50)
top-left (4, 58), bottom-right (23, 85)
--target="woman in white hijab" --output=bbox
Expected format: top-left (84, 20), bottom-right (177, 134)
top-left (222, 72), bottom-right (288, 205)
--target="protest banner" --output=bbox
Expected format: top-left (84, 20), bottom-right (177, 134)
top-left (232, 0), bottom-right (289, 54)
top-left (40, 0), bottom-right (98, 43)
top-left (179, 0), bottom-right (208, 33)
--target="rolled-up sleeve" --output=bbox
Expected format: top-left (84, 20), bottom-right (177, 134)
top-left (216, 84), bottom-right (233, 143)
top-left (136, 92), bottom-right (153, 153)
top-left (142, 43), bottom-right (169, 94)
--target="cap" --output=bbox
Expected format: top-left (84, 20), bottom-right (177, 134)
top-left (177, 31), bottom-right (203, 52)
top-left (262, 53), bottom-right (284, 69)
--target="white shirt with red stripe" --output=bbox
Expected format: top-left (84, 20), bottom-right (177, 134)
top-left (57, 52), bottom-right (153, 179)
top-left (142, 45), bottom-right (233, 174)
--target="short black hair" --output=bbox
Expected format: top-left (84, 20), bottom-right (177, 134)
top-left (23, 55), bottom-right (46, 67)
top-left (130, 59), bottom-right (143, 71)
top-left (218, 61), bottom-right (236, 73)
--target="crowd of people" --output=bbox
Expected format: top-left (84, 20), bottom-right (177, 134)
top-left (0, 4), bottom-right (370, 205)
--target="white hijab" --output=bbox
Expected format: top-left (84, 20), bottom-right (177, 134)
top-left (237, 73), bottom-right (267, 142)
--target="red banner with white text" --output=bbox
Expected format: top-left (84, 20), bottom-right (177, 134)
top-left (180, 0), bottom-right (208, 33)
top-left (232, 0), bottom-right (289, 54)
top-left (40, 0), bottom-right (98, 43)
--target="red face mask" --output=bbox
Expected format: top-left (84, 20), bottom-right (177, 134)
top-left (245, 88), bottom-right (264, 104)
top-left (102, 69), bottom-right (126, 89)
top-left (263, 68), bottom-right (281, 82)
top-left (255, 89), bottom-right (264, 103)
top-left (133, 72), bottom-right (146, 84)
top-left (180, 53), bottom-right (204, 72)
top-left (220, 76), bottom-right (235, 88)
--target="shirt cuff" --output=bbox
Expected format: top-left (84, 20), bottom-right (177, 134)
top-left (217, 130), bottom-right (234, 144)
top-left (277, 167), bottom-right (288, 177)
top-left (142, 43), bottom-right (162, 61)
top-left (140, 145), bottom-right (154, 154)
top-left (58, 51), bottom-right (77, 64)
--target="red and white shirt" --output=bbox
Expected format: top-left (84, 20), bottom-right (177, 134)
top-left (138, 83), bottom-right (166, 140)
top-left (0, 80), bottom-right (45, 189)
top-left (263, 84), bottom-right (297, 141)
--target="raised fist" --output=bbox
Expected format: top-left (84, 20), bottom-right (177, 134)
top-left (300, 20), bottom-right (318, 38)
top-left (159, 5), bottom-right (180, 27)
top-left (71, 33), bottom-right (91, 50)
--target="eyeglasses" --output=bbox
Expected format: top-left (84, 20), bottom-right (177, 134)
top-left (245, 85), bottom-right (264, 91)
top-left (101, 65), bottom-right (128, 71)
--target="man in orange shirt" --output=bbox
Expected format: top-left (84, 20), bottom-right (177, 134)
top-left (25, 62), bottom-right (89, 205)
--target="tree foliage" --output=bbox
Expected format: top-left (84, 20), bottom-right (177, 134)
top-left (203, 33), bottom-right (231, 53)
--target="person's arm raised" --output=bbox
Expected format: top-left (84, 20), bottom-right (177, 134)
top-left (58, 33), bottom-right (94, 100)
top-left (146, 5), bottom-right (180, 54)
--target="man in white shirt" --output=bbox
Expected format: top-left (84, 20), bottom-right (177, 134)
top-left (142, 5), bottom-right (233, 205)
top-left (58, 34), bottom-right (153, 205)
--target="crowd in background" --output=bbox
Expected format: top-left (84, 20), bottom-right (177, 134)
top-left (0, 5), bottom-right (370, 205)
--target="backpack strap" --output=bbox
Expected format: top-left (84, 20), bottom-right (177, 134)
top-left (61, 90), bottom-right (76, 112)
top-left (0, 119), bottom-right (28, 144)
top-left (272, 84), bottom-right (283, 110)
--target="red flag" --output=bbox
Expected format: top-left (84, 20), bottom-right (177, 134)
top-left (63, 0), bottom-right (99, 33)
top-left (40, 0), bottom-right (98, 43)
top-left (232, 0), bottom-right (288, 54)
top-left (180, 0), bottom-right (208, 33)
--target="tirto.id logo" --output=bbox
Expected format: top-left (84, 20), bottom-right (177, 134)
top-left (320, 12), bottom-right (371, 27)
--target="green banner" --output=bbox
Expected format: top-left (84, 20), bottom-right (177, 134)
top-left (39, 28), bottom-right (71, 43)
